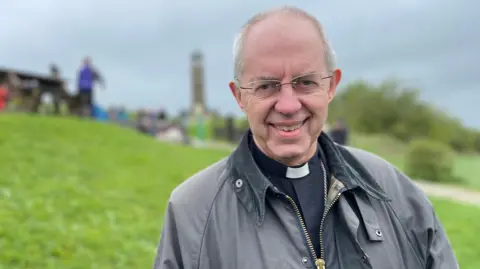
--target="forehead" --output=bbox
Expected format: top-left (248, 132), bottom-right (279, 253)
top-left (242, 14), bottom-right (326, 79)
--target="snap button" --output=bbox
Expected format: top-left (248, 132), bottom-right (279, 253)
top-left (235, 179), bottom-right (244, 188)
top-left (301, 257), bottom-right (308, 264)
top-left (375, 229), bottom-right (383, 237)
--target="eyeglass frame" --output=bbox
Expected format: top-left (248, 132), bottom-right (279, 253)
top-left (234, 71), bottom-right (333, 98)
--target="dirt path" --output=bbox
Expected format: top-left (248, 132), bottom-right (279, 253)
top-left (415, 180), bottom-right (480, 207)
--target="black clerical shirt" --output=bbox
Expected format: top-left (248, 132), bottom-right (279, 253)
top-left (249, 136), bottom-right (329, 258)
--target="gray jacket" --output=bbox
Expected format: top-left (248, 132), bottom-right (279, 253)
top-left (153, 132), bottom-right (458, 269)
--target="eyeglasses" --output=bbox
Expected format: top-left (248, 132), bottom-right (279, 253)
top-left (237, 72), bottom-right (332, 99)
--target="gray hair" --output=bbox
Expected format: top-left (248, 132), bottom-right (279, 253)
top-left (233, 6), bottom-right (336, 80)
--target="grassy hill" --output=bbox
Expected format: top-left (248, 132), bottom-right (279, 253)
top-left (0, 114), bottom-right (228, 268)
top-left (0, 114), bottom-right (479, 268)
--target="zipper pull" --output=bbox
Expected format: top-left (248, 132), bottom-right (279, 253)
top-left (315, 259), bottom-right (325, 269)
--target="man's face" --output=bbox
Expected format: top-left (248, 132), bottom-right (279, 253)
top-left (230, 14), bottom-right (341, 166)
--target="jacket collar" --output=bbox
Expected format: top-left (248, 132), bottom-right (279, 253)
top-left (227, 129), bottom-right (390, 225)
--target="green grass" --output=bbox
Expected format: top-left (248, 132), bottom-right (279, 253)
top-left (0, 114), bottom-right (478, 268)
top-left (453, 154), bottom-right (480, 188)
top-left (429, 198), bottom-right (480, 269)
top-left (0, 114), bottom-right (228, 269)
top-left (349, 132), bottom-right (406, 167)
top-left (349, 133), bottom-right (480, 189)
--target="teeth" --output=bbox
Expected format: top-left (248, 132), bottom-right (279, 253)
top-left (275, 123), bottom-right (303, 132)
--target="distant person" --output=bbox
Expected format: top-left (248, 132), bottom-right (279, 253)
top-left (328, 119), bottom-right (349, 145)
top-left (77, 57), bottom-right (105, 117)
top-left (117, 106), bottom-right (129, 122)
top-left (136, 109), bottom-right (151, 134)
top-left (157, 109), bottom-right (168, 120)
top-left (48, 63), bottom-right (63, 114)
top-left (155, 109), bottom-right (170, 133)
top-left (0, 83), bottom-right (8, 111)
top-left (154, 6), bottom-right (458, 269)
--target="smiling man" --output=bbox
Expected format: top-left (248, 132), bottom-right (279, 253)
top-left (153, 6), bottom-right (458, 269)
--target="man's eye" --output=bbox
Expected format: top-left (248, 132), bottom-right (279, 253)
top-left (255, 82), bottom-right (274, 91)
top-left (298, 79), bottom-right (316, 86)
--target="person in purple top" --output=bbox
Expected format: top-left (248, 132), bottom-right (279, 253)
top-left (77, 57), bottom-right (105, 117)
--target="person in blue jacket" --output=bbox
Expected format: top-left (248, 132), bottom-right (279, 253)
top-left (77, 57), bottom-right (105, 117)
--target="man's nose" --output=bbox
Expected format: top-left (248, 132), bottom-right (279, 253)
top-left (274, 85), bottom-right (301, 115)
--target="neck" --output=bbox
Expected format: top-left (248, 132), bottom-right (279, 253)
top-left (280, 148), bottom-right (317, 167)
top-left (250, 135), bottom-right (320, 179)
top-left (253, 137), bottom-right (318, 167)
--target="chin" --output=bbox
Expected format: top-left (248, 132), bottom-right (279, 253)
top-left (268, 144), bottom-right (308, 162)
top-left (266, 134), bottom-right (317, 162)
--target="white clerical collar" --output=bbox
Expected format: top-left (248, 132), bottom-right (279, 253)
top-left (286, 163), bottom-right (310, 179)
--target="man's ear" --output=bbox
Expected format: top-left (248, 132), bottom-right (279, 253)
top-left (229, 81), bottom-right (245, 112)
top-left (328, 68), bottom-right (342, 102)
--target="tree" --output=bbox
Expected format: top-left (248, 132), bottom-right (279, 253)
top-left (329, 79), bottom-right (479, 153)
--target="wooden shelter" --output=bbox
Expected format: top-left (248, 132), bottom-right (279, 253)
top-left (0, 66), bottom-right (74, 114)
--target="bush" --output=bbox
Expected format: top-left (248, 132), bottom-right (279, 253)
top-left (405, 138), bottom-right (458, 183)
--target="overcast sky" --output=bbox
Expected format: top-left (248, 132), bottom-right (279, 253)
top-left (1, 0), bottom-right (479, 127)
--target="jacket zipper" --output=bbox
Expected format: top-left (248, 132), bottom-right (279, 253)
top-left (284, 195), bottom-right (321, 268)
top-left (283, 161), bottom-right (336, 269)
top-left (319, 186), bottom-right (343, 268)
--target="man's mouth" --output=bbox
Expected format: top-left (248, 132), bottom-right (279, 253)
top-left (270, 118), bottom-right (309, 132)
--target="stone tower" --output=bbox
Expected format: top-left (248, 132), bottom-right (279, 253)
top-left (190, 50), bottom-right (206, 115)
